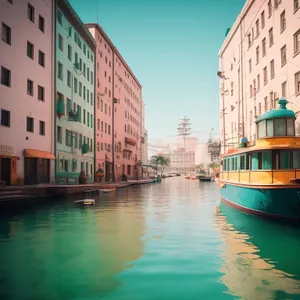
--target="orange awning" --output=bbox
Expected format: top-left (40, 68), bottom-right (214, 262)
top-left (24, 149), bottom-right (55, 160)
top-left (125, 137), bottom-right (136, 146)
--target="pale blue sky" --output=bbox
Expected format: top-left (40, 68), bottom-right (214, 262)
top-left (69, 0), bottom-right (245, 143)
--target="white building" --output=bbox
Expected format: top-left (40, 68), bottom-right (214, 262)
top-left (218, 0), bottom-right (300, 154)
top-left (168, 148), bottom-right (195, 174)
top-left (0, 0), bottom-right (55, 185)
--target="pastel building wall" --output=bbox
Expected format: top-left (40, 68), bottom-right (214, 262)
top-left (55, 0), bottom-right (96, 183)
top-left (219, 0), bottom-right (300, 154)
top-left (87, 24), bottom-right (143, 181)
top-left (0, 0), bottom-right (55, 185)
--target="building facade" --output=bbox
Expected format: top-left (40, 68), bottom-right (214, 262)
top-left (219, 0), bottom-right (300, 154)
top-left (0, 0), bottom-right (55, 185)
top-left (86, 24), bottom-right (143, 181)
top-left (55, 0), bottom-right (96, 183)
top-left (168, 148), bottom-right (195, 174)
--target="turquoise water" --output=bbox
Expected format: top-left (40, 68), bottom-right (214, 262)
top-left (1, 177), bottom-right (300, 299)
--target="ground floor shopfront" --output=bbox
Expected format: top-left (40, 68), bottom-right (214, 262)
top-left (0, 145), bottom-right (55, 186)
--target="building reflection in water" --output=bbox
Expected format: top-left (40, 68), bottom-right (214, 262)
top-left (215, 203), bottom-right (300, 299)
top-left (0, 191), bottom-right (146, 299)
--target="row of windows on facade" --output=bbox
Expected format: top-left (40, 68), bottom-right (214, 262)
top-left (57, 96), bottom-right (94, 128)
top-left (248, 28), bottom-right (300, 77)
top-left (1, 68), bottom-right (46, 103)
top-left (96, 119), bottom-right (111, 135)
top-left (0, 109), bottom-right (45, 135)
top-left (58, 158), bottom-right (93, 176)
top-left (57, 63), bottom-right (94, 105)
top-left (26, 1), bottom-right (46, 32)
top-left (223, 149), bottom-right (300, 171)
top-left (247, 0), bottom-right (299, 50)
top-left (125, 97), bottom-right (140, 118)
top-left (57, 126), bottom-right (93, 151)
top-left (2, 23), bottom-right (46, 69)
top-left (96, 33), bottom-right (140, 92)
top-left (57, 9), bottom-right (94, 63)
top-left (249, 68), bottom-right (300, 100)
top-left (61, 36), bottom-right (94, 85)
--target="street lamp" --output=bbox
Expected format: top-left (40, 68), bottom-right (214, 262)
top-left (112, 97), bottom-right (118, 182)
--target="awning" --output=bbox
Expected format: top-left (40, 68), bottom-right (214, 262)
top-left (125, 137), bottom-right (136, 146)
top-left (24, 149), bottom-right (55, 160)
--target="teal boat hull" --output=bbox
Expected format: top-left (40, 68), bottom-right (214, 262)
top-left (220, 182), bottom-right (300, 220)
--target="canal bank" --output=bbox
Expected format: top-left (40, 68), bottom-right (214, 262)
top-left (0, 179), bottom-right (158, 211)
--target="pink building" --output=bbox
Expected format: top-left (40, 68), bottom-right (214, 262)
top-left (218, 0), bottom-right (300, 154)
top-left (0, 0), bottom-right (55, 185)
top-left (86, 24), bottom-right (143, 181)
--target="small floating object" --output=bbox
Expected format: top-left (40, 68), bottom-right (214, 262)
top-left (74, 199), bottom-right (95, 205)
top-left (99, 187), bottom-right (116, 194)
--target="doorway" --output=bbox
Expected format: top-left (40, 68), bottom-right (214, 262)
top-left (24, 158), bottom-right (37, 185)
top-left (1, 158), bottom-right (11, 185)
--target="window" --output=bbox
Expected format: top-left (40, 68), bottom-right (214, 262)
top-left (263, 67), bottom-right (268, 85)
top-left (266, 119), bottom-right (273, 136)
top-left (258, 102), bottom-right (261, 115)
top-left (269, 28), bottom-right (273, 46)
top-left (38, 85), bottom-right (44, 101)
top-left (58, 34), bottom-right (63, 51)
top-left (28, 3), bottom-right (35, 22)
top-left (1, 109), bottom-right (10, 127)
top-left (39, 120), bottom-right (45, 135)
top-left (38, 50), bottom-right (45, 67)
top-left (74, 78), bottom-right (77, 93)
top-left (264, 96), bottom-right (268, 112)
top-left (287, 119), bottom-right (295, 136)
top-left (274, 118), bottom-right (285, 136)
top-left (280, 10), bottom-right (286, 33)
top-left (261, 11), bottom-right (265, 28)
top-left (295, 0), bottom-right (300, 12)
top-left (249, 59), bottom-right (252, 73)
top-left (295, 71), bottom-right (300, 96)
top-left (268, 0), bottom-right (272, 17)
top-left (255, 19), bottom-right (259, 37)
top-left (58, 62), bottom-right (63, 80)
top-left (27, 79), bottom-right (33, 96)
top-left (262, 38), bottom-right (266, 56)
top-left (294, 30), bottom-right (300, 55)
top-left (68, 45), bottom-right (72, 61)
top-left (1, 67), bottom-right (11, 87)
top-left (281, 45), bottom-right (287, 66)
top-left (257, 74), bottom-right (260, 91)
top-left (39, 15), bottom-right (45, 32)
top-left (270, 60), bottom-right (275, 79)
top-left (27, 117), bottom-right (34, 132)
top-left (2, 23), bottom-right (11, 45)
top-left (27, 41), bottom-right (34, 59)
top-left (67, 71), bottom-right (71, 87)
top-left (256, 46), bottom-right (259, 64)
top-left (282, 81), bottom-right (287, 98)
top-left (250, 84), bottom-right (253, 97)
top-left (57, 126), bottom-right (62, 143)
top-left (258, 121), bottom-right (266, 138)
top-left (280, 150), bottom-right (293, 169)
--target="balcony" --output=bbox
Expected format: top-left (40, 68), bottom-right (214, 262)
top-left (125, 137), bottom-right (136, 146)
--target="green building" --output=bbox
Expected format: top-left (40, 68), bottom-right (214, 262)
top-left (55, 0), bottom-right (96, 183)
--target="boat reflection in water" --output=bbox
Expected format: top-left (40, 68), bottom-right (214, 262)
top-left (216, 202), bottom-right (300, 299)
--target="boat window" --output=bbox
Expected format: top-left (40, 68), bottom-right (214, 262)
top-left (258, 120), bottom-right (266, 138)
top-left (273, 150), bottom-right (280, 170)
top-left (280, 150), bottom-right (293, 169)
top-left (240, 155), bottom-right (245, 170)
top-left (258, 152), bottom-right (262, 169)
top-left (274, 118), bottom-right (286, 136)
top-left (251, 152), bottom-right (259, 170)
top-left (293, 150), bottom-right (300, 169)
top-left (266, 119), bottom-right (273, 137)
top-left (231, 157), bottom-right (234, 170)
top-left (224, 159), bottom-right (227, 171)
top-left (287, 119), bottom-right (295, 136)
top-left (248, 153), bottom-right (252, 170)
top-left (262, 150), bottom-right (272, 169)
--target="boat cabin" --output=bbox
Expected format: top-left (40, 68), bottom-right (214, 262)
top-left (221, 99), bottom-right (300, 185)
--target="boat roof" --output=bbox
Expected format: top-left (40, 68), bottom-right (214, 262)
top-left (256, 98), bottom-right (295, 122)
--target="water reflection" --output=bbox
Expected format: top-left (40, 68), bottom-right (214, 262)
top-left (0, 189), bottom-right (146, 300)
top-left (216, 203), bottom-right (300, 299)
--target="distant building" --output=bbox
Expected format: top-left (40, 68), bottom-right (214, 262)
top-left (218, 0), bottom-right (300, 154)
top-left (55, 0), bottom-right (96, 183)
top-left (0, 0), bottom-right (55, 185)
top-left (168, 148), bottom-right (195, 174)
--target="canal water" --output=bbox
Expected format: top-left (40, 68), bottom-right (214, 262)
top-left (1, 177), bottom-right (300, 300)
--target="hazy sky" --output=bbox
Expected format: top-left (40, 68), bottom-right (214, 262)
top-left (69, 0), bottom-right (245, 144)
